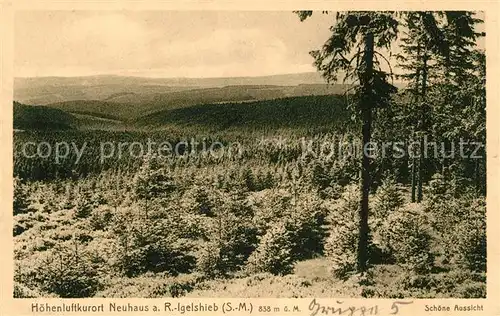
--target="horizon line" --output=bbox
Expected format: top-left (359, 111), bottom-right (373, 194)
top-left (14, 71), bottom-right (325, 80)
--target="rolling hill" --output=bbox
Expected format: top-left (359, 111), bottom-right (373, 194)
top-left (13, 102), bottom-right (77, 130)
top-left (14, 72), bottom-right (328, 105)
top-left (134, 95), bottom-right (353, 131)
top-left (39, 84), bottom-right (352, 121)
top-left (13, 73), bottom-right (400, 131)
top-left (14, 94), bottom-right (353, 132)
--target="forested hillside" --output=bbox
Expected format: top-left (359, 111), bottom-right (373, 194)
top-left (13, 102), bottom-right (76, 130)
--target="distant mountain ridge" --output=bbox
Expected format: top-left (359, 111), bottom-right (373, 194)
top-left (15, 72), bottom-right (327, 89)
top-left (14, 72), bottom-right (332, 107)
top-left (14, 72), bottom-right (405, 128)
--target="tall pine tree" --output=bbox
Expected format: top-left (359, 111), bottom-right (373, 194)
top-left (297, 11), bottom-right (398, 272)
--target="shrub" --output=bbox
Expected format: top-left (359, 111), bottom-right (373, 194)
top-left (16, 244), bottom-right (102, 298)
top-left (97, 272), bottom-right (201, 298)
top-left (196, 241), bottom-right (226, 278)
top-left (425, 173), bottom-right (456, 232)
top-left (252, 188), bottom-right (293, 234)
top-left (14, 177), bottom-right (30, 215)
top-left (196, 220), bottom-right (258, 278)
top-left (152, 274), bottom-right (200, 298)
top-left (242, 168), bottom-right (275, 192)
top-left (89, 206), bottom-right (114, 230)
top-left (397, 271), bottom-right (437, 290)
top-left (14, 282), bottom-right (43, 298)
top-left (458, 283), bottom-right (486, 298)
top-left (428, 173), bottom-right (449, 200)
top-left (74, 190), bottom-right (94, 219)
top-left (112, 216), bottom-right (196, 277)
top-left (13, 213), bottom-right (36, 236)
top-left (180, 185), bottom-right (216, 217)
top-left (133, 156), bottom-right (176, 202)
top-left (61, 183), bottom-right (76, 209)
top-left (117, 241), bottom-right (195, 277)
top-left (371, 178), bottom-right (404, 227)
top-left (42, 198), bottom-right (59, 213)
top-left (246, 221), bottom-right (294, 275)
top-left (251, 185), bottom-right (329, 262)
top-left (287, 194), bottom-right (328, 260)
top-left (431, 269), bottom-right (486, 297)
top-left (380, 206), bottom-right (434, 274)
top-left (324, 185), bottom-right (360, 278)
top-left (311, 159), bottom-right (355, 191)
top-left (453, 199), bottom-right (486, 272)
top-left (198, 192), bottom-right (258, 276)
top-left (426, 194), bottom-right (486, 270)
top-left (243, 168), bottom-right (258, 191)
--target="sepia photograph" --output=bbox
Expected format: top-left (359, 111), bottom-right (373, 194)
top-left (11, 9), bottom-right (487, 301)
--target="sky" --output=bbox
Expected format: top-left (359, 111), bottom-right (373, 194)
top-left (14, 11), bottom-right (485, 78)
top-left (14, 11), bottom-right (335, 78)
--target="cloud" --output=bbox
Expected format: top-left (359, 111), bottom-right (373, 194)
top-left (63, 14), bottom-right (157, 69)
top-left (15, 12), bottom-right (318, 77)
top-left (153, 28), bottom-right (299, 74)
top-left (69, 14), bottom-right (149, 43)
top-left (144, 28), bottom-right (316, 77)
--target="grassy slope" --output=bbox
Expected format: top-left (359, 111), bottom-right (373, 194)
top-left (93, 257), bottom-right (485, 298)
top-left (70, 113), bottom-right (126, 131)
top-left (185, 260), bottom-right (485, 298)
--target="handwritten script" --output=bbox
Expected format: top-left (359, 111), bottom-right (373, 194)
top-left (309, 298), bottom-right (413, 316)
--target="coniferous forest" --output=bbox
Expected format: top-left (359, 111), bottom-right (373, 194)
top-left (13, 11), bottom-right (486, 298)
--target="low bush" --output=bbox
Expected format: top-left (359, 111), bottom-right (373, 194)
top-left (371, 178), bottom-right (404, 228)
top-left (14, 177), bottom-right (30, 215)
top-left (97, 273), bottom-right (202, 298)
top-left (196, 191), bottom-right (258, 277)
top-left (112, 217), bottom-right (196, 277)
top-left (74, 190), bottom-right (95, 219)
top-left (324, 185), bottom-right (360, 279)
top-left (133, 157), bottom-right (177, 202)
top-left (89, 206), bottom-right (114, 231)
top-left (242, 168), bottom-right (275, 191)
top-left (287, 195), bottom-right (328, 260)
top-left (453, 199), bottom-right (486, 272)
top-left (14, 282), bottom-right (41, 298)
top-left (196, 241), bottom-right (226, 278)
top-left (252, 188), bottom-right (328, 260)
top-left (380, 206), bottom-right (434, 274)
top-left (246, 221), bottom-right (294, 275)
top-left (15, 244), bottom-right (102, 298)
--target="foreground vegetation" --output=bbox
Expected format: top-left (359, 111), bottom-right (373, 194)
top-left (14, 126), bottom-right (486, 298)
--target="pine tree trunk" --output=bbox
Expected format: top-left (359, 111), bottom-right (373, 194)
top-left (417, 54), bottom-right (428, 203)
top-left (411, 156), bottom-right (417, 202)
top-left (411, 42), bottom-right (421, 203)
top-left (400, 154), bottom-right (409, 185)
top-left (417, 136), bottom-right (424, 202)
top-left (357, 31), bottom-right (374, 273)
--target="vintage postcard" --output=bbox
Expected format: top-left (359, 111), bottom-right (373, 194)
top-left (0, 0), bottom-right (499, 315)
